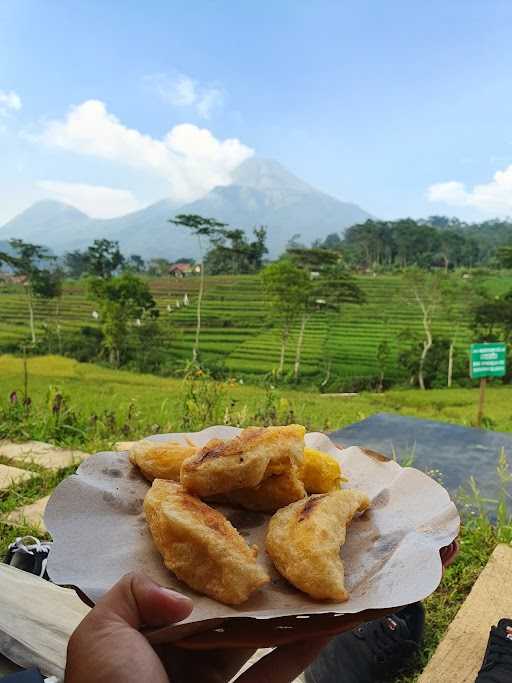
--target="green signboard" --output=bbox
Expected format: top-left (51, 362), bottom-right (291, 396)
top-left (470, 343), bottom-right (507, 379)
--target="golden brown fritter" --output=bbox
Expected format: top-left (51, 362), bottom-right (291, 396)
top-left (180, 425), bottom-right (305, 497)
top-left (144, 479), bottom-right (270, 605)
top-left (266, 489), bottom-right (370, 601)
top-left (302, 447), bottom-right (344, 493)
top-left (129, 440), bottom-right (197, 482)
top-left (225, 468), bottom-right (307, 512)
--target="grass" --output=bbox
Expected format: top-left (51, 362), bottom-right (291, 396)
top-left (0, 355), bottom-right (511, 681)
top-left (2, 272), bottom-right (512, 385)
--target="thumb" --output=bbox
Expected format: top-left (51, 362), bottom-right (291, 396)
top-left (93, 572), bottom-right (194, 628)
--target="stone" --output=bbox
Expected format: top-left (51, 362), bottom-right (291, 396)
top-left (6, 495), bottom-right (51, 532)
top-left (113, 441), bottom-right (137, 451)
top-left (0, 464), bottom-right (36, 491)
top-left (0, 440), bottom-right (88, 470)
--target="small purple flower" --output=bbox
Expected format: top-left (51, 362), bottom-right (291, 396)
top-left (9, 391), bottom-right (17, 404)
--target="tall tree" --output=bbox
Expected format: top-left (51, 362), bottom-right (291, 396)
top-left (440, 276), bottom-right (480, 387)
top-left (261, 259), bottom-right (310, 376)
top-left (32, 267), bottom-right (64, 353)
top-left (169, 214), bottom-right (226, 362)
top-left (86, 239), bottom-right (125, 279)
top-left (287, 248), bottom-right (364, 379)
top-left (0, 239), bottom-right (52, 343)
top-left (64, 249), bottom-right (90, 279)
top-left (401, 270), bottom-right (443, 390)
top-left (88, 273), bottom-right (158, 367)
top-left (205, 226), bottom-right (268, 275)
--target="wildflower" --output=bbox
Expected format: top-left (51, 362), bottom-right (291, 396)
top-left (9, 391), bottom-right (17, 404)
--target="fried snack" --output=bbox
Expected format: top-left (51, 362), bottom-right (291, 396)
top-left (144, 479), bottom-right (270, 605)
top-left (129, 439), bottom-right (197, 482)
top-left (180, 424), bottom-right (305, 497)
top-left (266, 489), bottom-right (370, 601)
top-left (225, 468), bottom-right (307, 512)
top-left (302, 447), bottom-right (344, 493)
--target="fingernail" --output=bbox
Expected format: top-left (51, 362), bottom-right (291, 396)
top-left (160, 587), bottom-right (193, 605)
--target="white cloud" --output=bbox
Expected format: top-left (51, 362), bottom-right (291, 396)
top-left (146, 72), bottom-right (224, 119)
top-left (0, 89), bottom-right (21, 116)
top-left (427, 166), bottom-right (512, 215)
top-left (35, 99), bottom-right (253, 204)
top-left (36, 180), bottom-right (142, 218)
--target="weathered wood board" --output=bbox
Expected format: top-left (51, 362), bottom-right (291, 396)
top-left (418, 544), bottom-right (512, 683)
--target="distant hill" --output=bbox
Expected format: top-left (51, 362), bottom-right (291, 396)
top-left (0, 158), bottom-right (372, 258)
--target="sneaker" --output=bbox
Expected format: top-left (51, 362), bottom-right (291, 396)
top-left (305, 602), bottom-right (425, 683)
top-left (3, 536), bottom-right (51, 580)
top-left (475, 619), bottom-right (512, 683)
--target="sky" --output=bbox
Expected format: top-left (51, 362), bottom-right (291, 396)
top-left (2, 0), bottom-right (512, 226)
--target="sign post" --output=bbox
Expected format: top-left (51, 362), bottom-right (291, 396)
top-left (470, 343), bottom-right (507, 427)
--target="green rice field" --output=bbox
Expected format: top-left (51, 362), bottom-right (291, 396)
top-left (1, 273), bottom-right (511, 382)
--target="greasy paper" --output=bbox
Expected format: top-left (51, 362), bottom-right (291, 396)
top-left (45, 427), bottom-right (459, 630)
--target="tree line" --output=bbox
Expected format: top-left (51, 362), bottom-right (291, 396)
top-left (1, 212), bottom-right (512, 390)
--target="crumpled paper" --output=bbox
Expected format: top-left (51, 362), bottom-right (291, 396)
top-left (45, 427), bottom-right (459, 632)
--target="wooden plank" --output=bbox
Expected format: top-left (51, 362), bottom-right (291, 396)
top-left (0, 464), bottom-right (36, 491)
top-left (418, 544), bottom-right (512, 683)
top-left (5, 495), bottom-right (51, 532)
top-left (0, 564), bottom-right (90, 679)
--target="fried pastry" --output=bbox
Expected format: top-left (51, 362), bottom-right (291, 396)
top-left (144, 479), bottom-right (270, 605)
top-left (180, 424), bottom-right (305, 497)
top-left (302, 447), bottom-right (344, 493)
top-left (129, 439), bottom-right (197, 482)
top-left (225, 468), bottom-right (307, 512)
top-left (266, 489), bottom-right (370, 601)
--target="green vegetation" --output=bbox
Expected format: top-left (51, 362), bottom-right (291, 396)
top-left (0, 356), bottom-right (510, 682)
top-left (2, 272), bottom-right (512, 389)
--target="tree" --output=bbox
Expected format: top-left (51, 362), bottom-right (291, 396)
top-left (0, 239), bottom-right (52, 343)
top-left (287, 248), bottom-right (364, 379)
top-left (87, 273), bottom-right (159, 367)
top-left (124, 254), bottom-right (146, 273)
top-left (205, 226), bottom-right (268, 275)
top-left (64, 249), bottom-right (90, 279)
top-left (440, 276), bottom-right (480, 387)
top-left (400, 270), bottom-right (443, 390)
top-left (261, 260), bottom-right (310, 376)
top-left (86, 239), bottom-right (125, 279)
top-left (497, 245), bottom-right (512, 269)
top-left (32, 267), bottom-right (64, 353)
top-left (146, 258), bottom-right (171, 276)
top-left (471, 289), bottom-right (512, 344)
top-left (169, 214), bottom-right (226, 362)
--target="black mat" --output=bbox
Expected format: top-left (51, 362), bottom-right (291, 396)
top-left (330, 413), bottom-right (512, 505)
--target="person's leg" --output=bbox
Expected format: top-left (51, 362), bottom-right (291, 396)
top-left (305, 603), bottom-right (425, 683)
top-left (474, 619), bottom-right (512, 683)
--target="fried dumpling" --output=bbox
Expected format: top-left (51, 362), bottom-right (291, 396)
top-left (129, 439), bottom-right (197, 482)
top-left (225, 468), bottom-right (307, 513)
top-left (144, 479), bottom-right (270, 605)
top-left (180, 425), bottom-right (305, 497)
top-left (266, 489), bottom-right (370, 601)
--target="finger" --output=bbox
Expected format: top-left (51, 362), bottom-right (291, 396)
top-left (95, 572), bottom-right (193, 628)
top-left (237, 638), bottom-right (330, 683)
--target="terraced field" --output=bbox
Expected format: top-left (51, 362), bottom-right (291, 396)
top-left (1, 273), bottom-right (511, 383)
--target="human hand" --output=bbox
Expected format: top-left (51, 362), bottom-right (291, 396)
top-left (65, 572), bottom-right (328, 683)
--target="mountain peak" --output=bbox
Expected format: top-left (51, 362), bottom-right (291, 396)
top-left (232, 157), bottom-right (314, 194)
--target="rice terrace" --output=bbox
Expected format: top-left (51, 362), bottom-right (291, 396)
top-left (2, 3), bottom-right (512, 681)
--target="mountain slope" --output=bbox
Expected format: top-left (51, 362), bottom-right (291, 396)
top-left (0, 158), bottom-right (372, 258)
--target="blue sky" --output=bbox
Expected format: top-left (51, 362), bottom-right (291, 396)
top-left (2, 0), bottom-right (512, 225)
